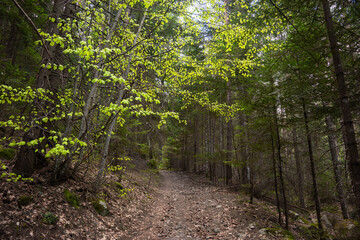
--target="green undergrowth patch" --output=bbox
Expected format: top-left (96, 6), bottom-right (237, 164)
top-left (42, 211), bottom-right (58, 225)
top-left (91, 198), bottom-right (109, 216)
top-left (265, 227), bottom-right (295, 239)
top-left (1, 160), bottom-right (33, 182)
top-left (299, 223), bottom-right (330, 240)
top-left (64, 189), bottom-right (80, 208)
top-left (0, 146), bottom-right (16, 160)
top-left (17, 195), bottom-right (33, 207)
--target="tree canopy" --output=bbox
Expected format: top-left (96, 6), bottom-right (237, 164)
top-left (1, 0), bottom-right (360, 236)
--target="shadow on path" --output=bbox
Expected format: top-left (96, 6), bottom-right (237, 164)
top-left (124, 170), bottom-right (282, 240)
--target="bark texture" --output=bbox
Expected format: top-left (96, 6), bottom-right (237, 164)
top-left (322, 0), bottom-right (360, 217)
top-left (302, 100), bottom-right (323, 232)
top-left (14, 0), bottom-right (74, 178)
top-left (325, 114), bottom-right (349, 219)
top-left (292, 128), bottom-right (305, 208)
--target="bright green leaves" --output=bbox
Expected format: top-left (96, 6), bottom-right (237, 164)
top-left (0, 83), bottom-right (86, 158)
top-left (107, 164), bottom-right (124, 172)
top-left (143, 0), bottom-right (154, 9)
top-left (0, 85), bottom-right (53, 106)
top-left (45, 144), bottom-right (69, 158)
top-left (0, 161), bottom-right (33, 183)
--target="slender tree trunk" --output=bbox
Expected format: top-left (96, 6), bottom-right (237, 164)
top-left (322, 0), bottom-right (360, 217)
top-left (95, 11), bottom-right (147, 189)
top-left (325, 114), bottom-right (349, 219)
top-left (183, 130), bottom-right (188, 171)
top-left (77, 7), bottom-right (124, 143)
top-left (200, 113), bottom-right (204, 172)
top-left (224, 0), bottom-right (232, 185)
top-left (208, 114), bottom-right (214, 182)
top-left (193, 115), bottom-right (197, 173)
top-left (271, 126), bottom-right (282, 226)
top-left (6, 22), bottom-right (18, 64)
top-left (226, 80), bottom-right (233, 185)
top-left (219, 116), bottom-right (225, 181)
top-left (292, 128), bottom-right (305, 208)
top-left (249, 162), bottom-right (254, 204)
top-left (274, 107), bottom-right (289, 230)
top-left (51, 4), bottom-right (124, 182)
top-left (302, 99), bottom-right (323, 232)
top-left (210, 116), bottom-right (216, 183)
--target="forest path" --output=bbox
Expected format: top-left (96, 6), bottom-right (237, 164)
top-left (124, 170), bottom-right (281, 240)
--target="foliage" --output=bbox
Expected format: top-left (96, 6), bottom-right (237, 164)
top-left (333, 219), bottom-right (360, 240)
top-left (107, 165), bottom-right (125, 173)
top-left (0, 161), bottom-right (33, 182)
top-left (265, 227), bottom-right (295, 240)
top-left (114, 182), bottom-right (123, 190)
top-left (64, 189), bottom-right (80, 208)
top-left (147, 159), bottom-right (158, 169)
top-left (159, 157), bottom-right (170, 170)
top-left (0, 147), bottom-right (16, 160)
top-left (1, 1), bottom-right (360, 235)
top-left (42, 211), bottom-right (58, 225)
top-left (17, 195), bottom-right (33, 207)
top-left (117, 187), bottom-right (133, 198)
top-left (299, 223), bottom-right (329, 240)
top-left (91, 199), bottom-right (109, 216)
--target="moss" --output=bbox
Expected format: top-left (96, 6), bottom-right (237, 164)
top-left (265, 227), bottom-right (295, 240)
top-left (92, 199), bottom-right (109, 216)
top-left (42, 212), bottom-right (58, 225)
top-left (322, 205), bottom-right (339, 214)
top-left (115, 182), bottom-right (123, 190)
top-left (64, 189), bottom-right (80, 208)
top-left (17, 195), bottom-right (33, 207)
top-left (300, 223), bottom-right (329, 240)
top-left (0, 147), bottom-right (16, 160)
top-left (298, 215), bottom-right (310, 224)
top-left (334, 219), bottom-right (360, 240)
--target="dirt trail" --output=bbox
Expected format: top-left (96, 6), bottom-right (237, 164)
top-left (124, 170), bottom-right (281, 240)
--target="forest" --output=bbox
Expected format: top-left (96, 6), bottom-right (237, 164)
top-left (1, 0), bottom-right (360, 239)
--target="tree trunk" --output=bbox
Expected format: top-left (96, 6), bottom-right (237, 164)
top-left (223, 0), bottom-right (232, 185)
top-left (183, 130), bottom-right (188, 171)
top-left (226, 79), bottom-right (233, 185)
top-left (302, 99), bottom-right (323, 232)
top-left (6, 22), bottom-right (18, 64)
top-left (219, 115), bottom-right (226, 181)
top-left (210, 115), bottom-right (216, 183)
top-left (322, 0), bottom-right (360, 217)
top-left (271, 126), bottom-right (282, 226)
top-left (14, 0), bottom-right (73, 178)
top-left (292, 128), bottom-right (305, 208)
top-left (274, 107), bottom-right (289, 230)
top-left (95, 10), bottom-right (147, 189)
top-left (325, 114), bottom-right (349, 219)
top-left (193, 115), bottom-right (197, 173)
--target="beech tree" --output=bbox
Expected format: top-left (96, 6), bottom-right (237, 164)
top-left (1, 0), bottom-right (360, 231)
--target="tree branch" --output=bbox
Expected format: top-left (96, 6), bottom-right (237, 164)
top-left (11, 0), bottom-right (51, 58)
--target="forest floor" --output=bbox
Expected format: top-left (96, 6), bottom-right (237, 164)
top-left (1, 166), bottom-right (308, 239)
top-left (121, 170), bottom-right (299, 240)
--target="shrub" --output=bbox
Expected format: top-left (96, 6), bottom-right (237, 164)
top-left (64, 189), bottom-right (80, 208)
top-left (0, 147), bottom-right (16, 160)
top-left (147, 159), bottom-right (158, 169)
top-left (42, 212), bottom-right (58, 225)
top-left (17, 195), bottom-right (33, 207)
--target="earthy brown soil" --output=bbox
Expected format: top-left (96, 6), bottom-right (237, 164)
top-left (1, 168), bottom-right (299, 240)
top-left (121, 170), bottom-right (291, 239)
